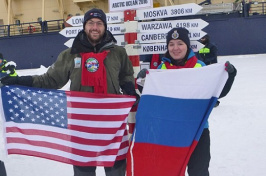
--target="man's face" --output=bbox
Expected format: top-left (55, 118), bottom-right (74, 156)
top-left (84, 18), bottom-right (105, 45)
top-left (200, 37), bottom-right (207, 44)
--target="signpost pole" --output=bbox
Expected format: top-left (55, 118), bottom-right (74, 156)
top-left (124, 9), bottom-right (139, 135)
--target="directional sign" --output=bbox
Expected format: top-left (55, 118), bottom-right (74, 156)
top-left (64, 35), bottom-right (124, 48)
top-left (137, 30), bottom-right (207, 44)
top-left (109, 0), bottom-right (153, 12)
top-left (136, 3), bottom-right (202, 20)
top-left (138, 19), bottom-right (208, 33)
top-left (66, 12), bottom-right (124, 26)
top-left (66, 16), bottom-right (83, 27)
top-left (138, 41), bottom-right (204, 55)
top-left (60, 23), bottom-right (125, 38)
top-left (60, 26), bottom-right (83, 38)
top-left (64, 38), bottom-right (74, 48)
top-left (114, 35), bottom-right (125, 46)
top-left (106, 12), bottom-right (124, 23)
top-left (107, 23), bottom-right (125, 35)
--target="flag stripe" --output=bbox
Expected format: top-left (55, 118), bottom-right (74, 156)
top-left (68, 123), bottom-right (127, 134)
top-left (68, 119), bottom-right (126, 128)
top-left (67, 101), bottom-right (135, 109)
top-left (67, 114), bottom-right (127, 121)
top-left (67, 107), bottom-right (132, 115)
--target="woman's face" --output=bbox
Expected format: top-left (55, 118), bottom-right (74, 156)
top-left (168, 39), bottom-right (188, 60)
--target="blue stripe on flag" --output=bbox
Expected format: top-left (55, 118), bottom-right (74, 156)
top-left (134, 95), bottom-right (217, 147)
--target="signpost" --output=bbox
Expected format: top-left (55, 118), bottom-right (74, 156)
top-left (61, 3), bottom-right (208, 55)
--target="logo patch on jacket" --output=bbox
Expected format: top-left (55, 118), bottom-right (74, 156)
top-left (85, 57), bottom-right (99, 72)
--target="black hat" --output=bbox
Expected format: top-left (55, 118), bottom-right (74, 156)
top-left (83, 8), bottom-right (107, 30)
top-left (166, 28), bottom-right (190, 48)
top-left (0, 53), bottom-right (3, 59)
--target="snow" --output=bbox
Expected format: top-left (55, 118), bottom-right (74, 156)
top-left (1, 54), bottom-right (266, 176)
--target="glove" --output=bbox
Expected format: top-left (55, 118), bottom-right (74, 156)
top-left (0, 75), bottom-right (33, 87)
top-left (120, 81), bottom-right (140, 107)
top-left (225, 61), bottom-right (235, 74)
top-left (137, 68), bottom-right (149, 79)
top-left (137, 68), bottom-right (149, 94)
top-left (2, 61), bottom-right (17, 74)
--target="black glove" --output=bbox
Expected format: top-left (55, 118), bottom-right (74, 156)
top-left (120, 81), bottom-right (140, 107)
top-left (225, 61), bottom-right (235, 74)
top-left (0, 75), bottom-right (33, 87)
top-left (2, 65), bottom-right (16, 75)
top-left (2, 61), bottom-right (16, 74)
top-left (137, 68), bottom-right (148, 79)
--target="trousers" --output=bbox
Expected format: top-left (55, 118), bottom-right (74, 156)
top-left (187, 128), bottom-right (211, 176)
top-left (73, 159), bottom-right (126, 176)
top-left (0, 160), bottom-right (7, 176)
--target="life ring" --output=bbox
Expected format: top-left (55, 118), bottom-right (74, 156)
top-left (28, 25), bottom-right (36, 33)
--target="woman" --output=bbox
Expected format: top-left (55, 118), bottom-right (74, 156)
top-left (137, 27), bottom-right (237, 176)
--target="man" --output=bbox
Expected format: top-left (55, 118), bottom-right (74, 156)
top-left (1, 8), bottom-right (138, 176)
top-left (197, 35), bottom-right (218, 65)
top-left (0, 52), bottom-right (17, 81)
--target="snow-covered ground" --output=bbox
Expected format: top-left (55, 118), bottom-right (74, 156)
top-left (1, 54), bottom-right (266, 176)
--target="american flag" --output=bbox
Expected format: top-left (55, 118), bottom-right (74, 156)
top-left (0, 85), bottom-right (136, 167)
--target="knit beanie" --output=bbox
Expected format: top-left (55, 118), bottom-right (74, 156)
top-left (166, 27), bottom-right (190, 48)
top-left (83, 8), bottom-right (107, 30)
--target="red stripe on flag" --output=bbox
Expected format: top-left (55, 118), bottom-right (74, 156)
top-left (68, 114), bottom-right (127, 121)
top-left (68, 123), bottom-right (127, 134)
top-left (127, 141), bottom-right (198, 176)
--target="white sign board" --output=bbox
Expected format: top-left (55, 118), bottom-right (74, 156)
top-left (137, 30), bottom-right (206, 44)
top-left (64, 38), bottom-right (74, 48)
top-left (60, 23), bottom-right (125, 38)
top-left (109, 0), bottom-right (153, 12)
top-left (138, 19), bottom-right (208, 33)
top-left (59, 26), bottom-right (83, 38)
top-left (138, 41), bottom-right (204, 55)
top-left (136, 3), bottom-right (202, 20)
top-left (107, 23), bottom-right (125, 35)
top-left (66, 12), bottom-right (124, 26)
top-left (114, 35), bottom-right (125, 46)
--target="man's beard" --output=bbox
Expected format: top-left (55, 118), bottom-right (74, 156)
top-left (87, 31), bottom-right (104, 45)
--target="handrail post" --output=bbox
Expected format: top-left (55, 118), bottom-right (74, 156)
top-left (7, 25), bottom-right (10, 37)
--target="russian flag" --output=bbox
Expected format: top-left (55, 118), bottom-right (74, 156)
top-left (127, 63), bottom-right (228, 176)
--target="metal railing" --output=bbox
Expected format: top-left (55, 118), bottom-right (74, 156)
top-left (0, 19), bottom-right (65, 38)
top-left (249, 2), bottom-right (266, 16)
